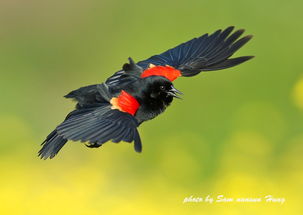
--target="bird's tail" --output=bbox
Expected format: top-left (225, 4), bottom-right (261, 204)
top-left (38, 129), bottom-right (67, 159)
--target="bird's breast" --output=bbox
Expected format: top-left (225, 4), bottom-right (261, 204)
top-left (134, 100), bottom-right (168, 124)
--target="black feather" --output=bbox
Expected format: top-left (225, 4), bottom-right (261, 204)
top-left (38, 130), bottom-right (67, 159)
top-left (137, 26), bottom-right (253, 77)
top-left (64, 84), bottom-right (108, 107)
top-left (56, 104), bottom-right (141, 152)
top-left (203, 56), bottom-right (254, 71)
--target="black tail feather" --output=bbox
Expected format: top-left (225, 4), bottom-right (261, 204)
top-left (38, 130), bottom-right (67, 159)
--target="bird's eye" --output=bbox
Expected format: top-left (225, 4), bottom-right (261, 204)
top-left (159, 85), bottom-right (165, 91)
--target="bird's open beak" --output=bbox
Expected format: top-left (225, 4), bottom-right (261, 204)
top-left (168, 86), bottom-right (183, 99)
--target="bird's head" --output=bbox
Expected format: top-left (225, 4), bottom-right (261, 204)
top-left (143, 76), bottom-right (183, 104)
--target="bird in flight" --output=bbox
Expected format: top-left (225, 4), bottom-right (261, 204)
top-left (39, 26), bottom-right (253, 159)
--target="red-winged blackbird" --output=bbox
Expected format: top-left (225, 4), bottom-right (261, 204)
top-left (39, 26), bottom-right (253, 159)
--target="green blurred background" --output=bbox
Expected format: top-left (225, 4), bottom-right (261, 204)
top-left (0, 0), bottom-right (302, 214)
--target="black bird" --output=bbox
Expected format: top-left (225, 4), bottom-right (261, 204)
top-left (39, 26), bottom-right (253, 159)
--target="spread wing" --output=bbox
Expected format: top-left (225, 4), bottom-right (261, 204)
top-left (56, 104), bottom-right (142, 152)
top-left (137, 26), bottom-right (254, 77)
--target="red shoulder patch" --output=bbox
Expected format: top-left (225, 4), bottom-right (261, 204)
top-left (110, 90), bottom-right (140, 116)
top-left (141, 65), bottom-right (181, 81)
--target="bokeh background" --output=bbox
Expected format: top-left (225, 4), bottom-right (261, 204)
top-left (1, 0), bottom-right (302, 214)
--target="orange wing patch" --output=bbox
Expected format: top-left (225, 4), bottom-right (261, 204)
top-left (110, 90), bottom-right (140, 116)
top-left (141, 65), bottom-right (181, 81)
